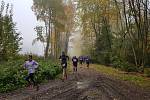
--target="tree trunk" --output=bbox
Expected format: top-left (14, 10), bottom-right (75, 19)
top-left (45, 9), bottom-right (52, 59)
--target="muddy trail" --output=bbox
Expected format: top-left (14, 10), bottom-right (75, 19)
top-left (0, 66), bottom-right (150, 100)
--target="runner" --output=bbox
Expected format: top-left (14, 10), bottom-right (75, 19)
top-left (83, 56), bottom-right (86, 64)
top-left (23, 55), bottom-right (39, 90)
top-left (59, 51), bottom-right (69, 81)
top-left (72, 56), bottom-right (78, 72)
top-left (85, 56), bottom-right (90, 68)
top-left (79, 56), bottom-right (83, 65)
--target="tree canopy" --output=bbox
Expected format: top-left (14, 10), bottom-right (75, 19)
top-left (32, 0), bottom-right (75, 59)
top-left (77, 0), bottom-right (150, 72)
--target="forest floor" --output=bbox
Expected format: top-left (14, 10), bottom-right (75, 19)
top-left (0, 64), bottom-right (150, 100)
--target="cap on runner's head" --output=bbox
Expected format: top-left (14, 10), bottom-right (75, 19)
top-left (62, 51), bottom-right (65, 55)
top-left (28, 55), bottom-right (32, 58)
top-left (28, 55), bottom-right (32, 61)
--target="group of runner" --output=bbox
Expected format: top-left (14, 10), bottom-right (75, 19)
top-left (59, 52), bottom-right (90, 81)
top-left (22, 52), bottom-right (90, 90)
top-left (78, 56), bottom-right (90, 67)
top-left (72, 55), bottom-right (90, 72)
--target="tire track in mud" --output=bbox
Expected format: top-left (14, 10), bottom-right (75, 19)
top-left (24, 79), bottom-right (76, 100)
top-left (93, 76), bottom-right (129, 100)
top-left (94, 75), bottom-right (150, 100)
top-left (24, 69), bottom-right (93, 100)
top-left (8, 81), bottom-right (73, 100)
top-left (26, 72), bottom-right (89, 100)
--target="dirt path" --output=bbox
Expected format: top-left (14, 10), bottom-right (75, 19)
top-left (0, 65), bottom-right (150, 100)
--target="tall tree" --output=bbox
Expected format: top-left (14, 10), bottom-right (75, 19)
top-left (32, 0), bottom-right (75, 59)
top-left (0, 1), bottom-right (22, 61)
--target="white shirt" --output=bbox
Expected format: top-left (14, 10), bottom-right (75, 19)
top-left (24, 60), bottom-right (38, 74)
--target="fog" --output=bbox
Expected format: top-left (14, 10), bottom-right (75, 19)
top-left (68, 30), bottom-right (82, 57)
top-left (3, 0), bottom-right (44, 55)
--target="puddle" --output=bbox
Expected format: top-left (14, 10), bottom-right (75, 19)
top-left (76, 81), bottom-right (90, 89)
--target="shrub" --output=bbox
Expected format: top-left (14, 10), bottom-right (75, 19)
top-left (0, 57), bottom-right (61, 93)
top-left (111, 56), bottom-right (138, 72)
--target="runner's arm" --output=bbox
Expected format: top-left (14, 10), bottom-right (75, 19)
top-left (33, 60), bottom-right (39, 69)
top-left (59, 56), bottom-right (61, 59)
top-left (23, 62), bottom-right (27, 69)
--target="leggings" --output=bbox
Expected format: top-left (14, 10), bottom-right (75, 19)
top-left (25, 73), bottom-right (36, 86)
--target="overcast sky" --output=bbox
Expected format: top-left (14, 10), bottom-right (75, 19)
top-left (3, 0), bottom-right (44, 55)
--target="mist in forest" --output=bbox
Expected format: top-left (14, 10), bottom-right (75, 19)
top-left (68, 30), bottom-right (82, 57)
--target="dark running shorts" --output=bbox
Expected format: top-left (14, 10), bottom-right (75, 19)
top-left (61, 62), bottom-right (67, 68)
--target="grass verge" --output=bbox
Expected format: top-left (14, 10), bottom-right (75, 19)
top-left (91, 64), bottom-right (150, 89)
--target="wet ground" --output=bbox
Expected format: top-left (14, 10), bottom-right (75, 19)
top-left (0, 66), bottom-right (150, 100)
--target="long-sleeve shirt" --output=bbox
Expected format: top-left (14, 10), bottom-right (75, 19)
top-left (24, 60), bottom-right (38, 74)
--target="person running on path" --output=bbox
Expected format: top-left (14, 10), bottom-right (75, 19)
top-left (83, 56), bottom-right (86, 64)
top-left (59, 51), bottom-right (69, 80)
top-left (72, 56), bottom-right (78, 72)
top-left (85, 56), bottom-right (90, 68)
top-left (79, 56), bottom-right (83, 65)
top-left (23, 55), bottom-right (39, 90)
